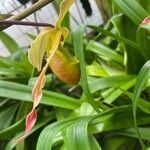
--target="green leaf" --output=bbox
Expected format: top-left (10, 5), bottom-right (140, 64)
top-left (65, 117), bottom-right (92, 150)
top-left (89, 135), bottom-right (102, 150)
top-left (87, 25), bottom-right (140, 50)
top-left (132, 60), bottom-right (150, 149)
top-left (116, 127), bottom-right (150, 140)
top-left (103, 78), bottom-right (136, 104)
top-left (0, 118), bottom-right (25, 140)
top-left (90, 106), bottom-right (150, 134)
top-left (136, 26), bottom-right (150, 60)
top-left (0, 68), bottom-right (18, 76)
top-left (138, 0), bottom-right (149, 11)
top-left (103, 136), bottom-right (136, 150)
top-left (88, 75), bottom-right (135, 93)
top-left (87, 40), bottom-right (123, 64)
top-left (37, 118), bottom-right (77, 150)
top-left (99, 60), bottom-right (124, 76)
top-left (72, 27), bottom-right (99, 112)
top-left (0, 56), bottom-right (32, 76)
top-left (0, 80), bottom-right (81, 110)
top-left (126, 92), bottom-right (150, 114)
top-left (113, 0), bottom-right (148, 25)
top-left (0, 31), bottom-right (19, 53)
top-left (110, 15), bottom-right (145, 74)
top-left (86, 61), bottom-right (108, 77)
top-left (0, 105), bottom-right (18, 130)
top-left (38, 105), bottom-right (150, 150)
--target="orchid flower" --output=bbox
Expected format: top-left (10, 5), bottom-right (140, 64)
top-left (17, 0), bottom-right (80, 142)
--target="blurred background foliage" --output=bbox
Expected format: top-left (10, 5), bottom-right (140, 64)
top-left (0, 0), bottom-right (150, 150)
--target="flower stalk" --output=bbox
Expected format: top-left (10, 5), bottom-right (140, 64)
top-left (0, 0), bottom-right (54, 31)
top-left (0, 20), bottom-right (54, 28)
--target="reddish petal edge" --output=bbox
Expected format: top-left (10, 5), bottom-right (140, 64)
top-left (16, 109), bottom-right (37, 143)
top-left (141, 16), bottom-right (150, 25)
top-left (15, 66), bottom-right (47, 144)
top-left (16, 62), bottom-right (48, 144)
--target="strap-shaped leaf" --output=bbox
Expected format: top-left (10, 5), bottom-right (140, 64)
top-left (133, 60), bottom-right (150, 149)
top-left (0, 31), bottom-right (19, 53)
top-left (136, 27), bottom-right (150, 60)
top-left (56, 0), bottom-right (74, 27)
top-left (0, 80), bottom-right (80, 109)
top-left (37, 118), bottom-right (77, 150)
top-left (87, 40), bottom-right (123, 64)
top-left (113, 0), bottom-right (148, 25)
top-left (28, 29), bottom-right (52, 71)
top-left (66, 117), bottom-right (93, 150)
top-left (73, 27), bottom-right (100, 112)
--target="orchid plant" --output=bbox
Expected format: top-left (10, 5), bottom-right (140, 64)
top-left (17, 0), bottom-right (80, 142)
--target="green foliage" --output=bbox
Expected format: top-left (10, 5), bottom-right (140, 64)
top-left (1, 0), bottom-right (150, 149)
top-left (0, 31), bottom-right (19, 53)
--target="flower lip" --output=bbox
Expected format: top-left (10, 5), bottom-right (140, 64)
top-left (49, 50), bottom-right (80, 85)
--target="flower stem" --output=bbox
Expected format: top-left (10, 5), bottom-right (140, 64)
top-left (0, 0), bottom-right (54, 31)
top-left (0, 20), bottom-right (54, 28)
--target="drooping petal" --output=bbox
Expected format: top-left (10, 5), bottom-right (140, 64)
top-left (16, 109), bottom-right (37, 143)
top-left (16, 29), bottom-right (62, 143)
top-left (17, 0), bottom-right (75, 143)
top-left (31, 29), bottom-right (62, 108)
top-left (32, 70), bottom-right (46, 108)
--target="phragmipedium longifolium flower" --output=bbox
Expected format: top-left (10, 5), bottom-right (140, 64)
top-left (17, 0), bottom-right (80, 143)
